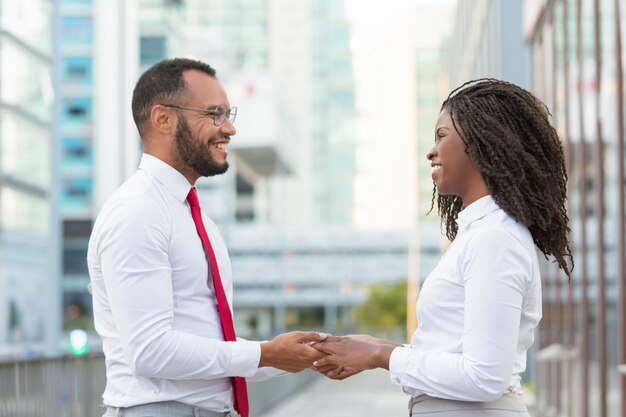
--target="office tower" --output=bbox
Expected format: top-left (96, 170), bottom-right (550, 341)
top-left (448, 0), bottom-right (529, 88)
top-left (58, 0), bottom-right (96, 335)
top-left (60, 0), bottom-right (138, 337)
top-left (309, 0), bottom-right (357, 224)
top-left (0, 0), bottom-right (59, 356)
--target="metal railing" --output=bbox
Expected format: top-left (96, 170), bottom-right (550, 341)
top-left (534, 343), bottom-right (579, 417)
top-left (0, 353), bottom-right (316, 417)
top-left (0, 354), bottom-right (106, 417)
top-left (535, 343), bottom-right (624, 417)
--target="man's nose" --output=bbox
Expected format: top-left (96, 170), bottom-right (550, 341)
top-left (220, 119), bottom-right (236, 136)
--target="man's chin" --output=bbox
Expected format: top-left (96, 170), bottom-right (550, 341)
top-left (200, 162), bottom-right (229, 177)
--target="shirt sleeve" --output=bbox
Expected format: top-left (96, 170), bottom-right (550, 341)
top-left (388, 229), bottom-right (531, 401)
top-left (97, 195), bottom-right (261, 380)
top-left (234, 338), bottom-right (288, 382)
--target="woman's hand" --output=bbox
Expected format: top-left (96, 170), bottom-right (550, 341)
top-left (311, 335), bottom-right (396, 372)
top-left (315, 364), bottom-right (363, 380)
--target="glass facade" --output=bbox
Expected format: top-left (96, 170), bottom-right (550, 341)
top-left (310, 0), bottom-right (356, 224)
top-left (138, 0), bottom-right (186, 71)
top-left (527, 0), bottom-right (626, 416)
top-left (182, 0), bottom-right (269, 71)
top-left (60, 15), bottom-right (93, 50)
top-left (0, 40), bottom-right (53, 121)
top-left (1, 110), bottom-right (51, 188)
top-left (0, 0), bottom-right (52, 54)
top-left (61, 56), bottom-right (93, 85)
top-left (0, 0), bottom-right (55, 353)
top-left (139, 35), bottom-right (166, 66)
top-left (59, 0), bottom-right (95, 332)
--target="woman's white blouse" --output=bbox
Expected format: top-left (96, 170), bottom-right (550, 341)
top-left (389, 195), bottom-right (542, 402)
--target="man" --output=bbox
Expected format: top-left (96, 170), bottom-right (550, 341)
top-left (87, 58), bottom-right (327, 417)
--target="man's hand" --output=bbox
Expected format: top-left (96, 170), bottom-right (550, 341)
top-left (259, 331), bottom-right (328, 372)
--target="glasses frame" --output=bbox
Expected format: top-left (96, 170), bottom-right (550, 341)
top-left (163, 104), bottom-right (237, 126)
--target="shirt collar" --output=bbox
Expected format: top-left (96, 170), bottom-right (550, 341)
top-left (139, 153), bottom-right (193, 203)
top-left (456, 195), bottom-right (500, 233)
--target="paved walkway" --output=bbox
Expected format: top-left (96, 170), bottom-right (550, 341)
top-left (258, 369), bottom-right (410, 417)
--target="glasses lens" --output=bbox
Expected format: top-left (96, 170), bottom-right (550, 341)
top-left (228, 106), bottom-right (237, 124)
top-left (208, 105), bottom-right (224, 126)
top-left (210, 105), bottom-right (236, 126)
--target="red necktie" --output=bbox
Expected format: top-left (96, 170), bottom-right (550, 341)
top-left (187, 187), bottom-right (249, 417)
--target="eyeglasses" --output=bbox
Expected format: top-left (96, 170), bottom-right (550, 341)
top-left (163, 104), bottom-right (237, 126)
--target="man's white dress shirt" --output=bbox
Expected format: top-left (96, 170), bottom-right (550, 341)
top-left (88, 154), bottom-right (278, 411)
top-left (389, 195), bottom-right (542, 402)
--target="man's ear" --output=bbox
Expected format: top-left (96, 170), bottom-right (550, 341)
top-left (150, 104), bottom-right (177, 135)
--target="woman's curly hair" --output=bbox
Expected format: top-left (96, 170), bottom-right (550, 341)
top-left (432, 78), bottom-right (573, 281)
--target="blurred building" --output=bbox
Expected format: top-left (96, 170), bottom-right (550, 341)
top-left (448, 1), bottom-right (626, 416)
top-left (58, 0), bottom-right (139, 344)
top-left (524, 1), bottom-right (625, 416)
top-left (161, 0), bottom-right (410, 334)
top-left (0, 0), bottom-right (60, 357)
top-left (58, 0), bottom-right (96, 338)
top-left (309, 0), bottom-right (357, 224)
top-left (410, 1), bottom-right (457, 334)
top-left (228, 225), bottom-right (409, 337)
top-left (138, 0), bottom-right (185, 73)
top-left (448, 0), bottom-right (529, 88)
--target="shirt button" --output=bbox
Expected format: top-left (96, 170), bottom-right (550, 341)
top-left (395, 378), bottom-right (401, 384)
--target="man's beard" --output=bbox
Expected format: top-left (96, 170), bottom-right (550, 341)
top-left (174, 116), bottom-right (229, 177)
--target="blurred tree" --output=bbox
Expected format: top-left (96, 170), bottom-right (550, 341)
top-left (9, 300), bottom-right (21, 330)
top-left (354, 281), bottom-right (407, 328)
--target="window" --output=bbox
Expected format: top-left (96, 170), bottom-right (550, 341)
top-left (0, 186), bottom-right (50, 234)
top-left (140, 36), bottom-right (166, 66)
top-left (62, 96), bottom-right (92, 126)
top-left (62, 137), bottom-right (92, 167)
top-left (63, 56), bottom-right (93, 85)
top-left (61, 16), bottom-right (93, 48)
top-left (62, 177), bottom-right (93, 209)
top-left (1, 40), bottom-right (52, 120)
top-left (1, 110), bottom-right (50, 187)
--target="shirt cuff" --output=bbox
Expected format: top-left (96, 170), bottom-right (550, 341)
top-left (226, 340), bottom-right (261, 378)
top-left (389, 346), bottom-right (412, 386)
top-left (249, 366), bottom-right (288, 382)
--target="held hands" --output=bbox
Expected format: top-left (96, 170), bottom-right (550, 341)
top-left (310, 334), bottom-right (398, 380)
top-left (259, 331), bottom-right (329, 373)
top-left (310, 334), bottom-right (373, 380)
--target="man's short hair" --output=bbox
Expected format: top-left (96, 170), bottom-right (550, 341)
top-left (131, 58), bottom-right (217, 138)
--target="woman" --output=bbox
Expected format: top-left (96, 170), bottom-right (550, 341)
top-left (312, 79), bottom-right (573, 416)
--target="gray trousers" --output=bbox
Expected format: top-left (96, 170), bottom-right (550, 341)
top-left (103, 401), bottom-right (232, 417)
top-left (409, 393), bottom-right (530, 416)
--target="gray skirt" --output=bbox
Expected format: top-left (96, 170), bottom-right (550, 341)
top-left (409, 392), bottom-right (530, 416)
